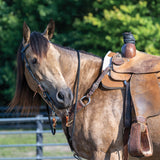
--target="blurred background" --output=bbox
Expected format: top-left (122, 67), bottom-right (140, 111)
top-left (0, 0), bottom-right (160, 159)
top-left (1, 0), bottom-right (160, 106)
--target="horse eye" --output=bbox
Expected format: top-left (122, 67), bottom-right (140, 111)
top-left (32, 58), bottom-right (37, 64)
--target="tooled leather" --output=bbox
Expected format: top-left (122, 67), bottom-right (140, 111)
top-left (113, 51), bottom-right (160, 73)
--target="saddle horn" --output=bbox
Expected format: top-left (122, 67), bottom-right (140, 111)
top-left (121, 32), bottom-right (136, 58)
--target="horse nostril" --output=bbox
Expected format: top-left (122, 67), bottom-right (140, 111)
top-left (57, 91), bottom-right (64, 101)
top-left (56, 88), bottom-right (73, 108)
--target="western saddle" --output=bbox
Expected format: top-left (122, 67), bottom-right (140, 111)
top-left (102, 32), bottom-right (160, 158)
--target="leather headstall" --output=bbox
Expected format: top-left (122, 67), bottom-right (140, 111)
top-left (21, 44), bottom-right (57, 135)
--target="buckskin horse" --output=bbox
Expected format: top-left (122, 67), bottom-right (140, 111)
top-left (10, 20), bottom-right (160, 160)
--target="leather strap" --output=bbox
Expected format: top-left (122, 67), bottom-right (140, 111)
top-left (123, 128), bottom-right (130, 160)
top-left (79, 66), bottom-right (111, 107)
top-left (124, 81), bottom-right (132, 128)
top-left (123, 81), bottom-right (132, 160)
top-left (87, 66), bottom-right (110, 97)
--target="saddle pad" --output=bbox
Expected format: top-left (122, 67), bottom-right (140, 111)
top-left (113, 51), bottom-right (160, 73)
top-left (130, 73), bottom-right (160, 119)
top-left (102, 51), bottom-right (117, 71)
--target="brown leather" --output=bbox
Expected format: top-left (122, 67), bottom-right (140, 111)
top-left (110, 70), bottom-right (131, 81)
top-left (121, 43), bottom-right (136, 58)
top-left (130, 74), bottom-right (160, 118)
top-left (127, 73), bottom-right (160, 159)
top-left (107, 51), bottom-right (117, 57)
top-left (101, 74), bottom-right (124, 89)
top-left (123, 128), bottom-right (130, 160)
top-left (156, 72), bottom-right (160, 78)
top-left (128, 122), bottom-right (153, 157)
top-left (87, 67), bottom-right (110, 97)
top-left (113, 51), bottom-right (160, 73)
top-left (112, 53), bottom-right (125, 65)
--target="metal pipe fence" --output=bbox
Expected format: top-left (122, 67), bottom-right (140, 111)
top-left (0, 115), bottom-right (74, 160)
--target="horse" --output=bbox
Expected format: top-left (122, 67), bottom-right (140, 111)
top-left (10, 20), bottom-right (160, 160)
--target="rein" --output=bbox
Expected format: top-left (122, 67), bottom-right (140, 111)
top-left (71, 50), bottom-right (80, 140)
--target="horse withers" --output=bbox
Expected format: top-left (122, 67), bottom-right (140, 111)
top-left (10, 20), bottom-right (160, 160)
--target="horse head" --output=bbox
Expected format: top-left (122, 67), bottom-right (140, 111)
top-left (11, 20), bottom-right (73, 111)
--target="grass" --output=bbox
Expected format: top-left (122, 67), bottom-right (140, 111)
top-left (0, 130), bottom-right (73, 159)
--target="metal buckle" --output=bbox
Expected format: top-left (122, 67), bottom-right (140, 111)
top-left (79, 96), bottom-right (91, 107)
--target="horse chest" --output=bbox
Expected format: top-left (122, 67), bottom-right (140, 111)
top-left (72, 91), bottom-right (124, 156)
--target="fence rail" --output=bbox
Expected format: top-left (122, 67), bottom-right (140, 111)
top-left (0, 115), bottom-right (74, 160)
top-left (0, 116), bottom-right (61, 122)
top-left (0, 156), bottom-right (74, 160)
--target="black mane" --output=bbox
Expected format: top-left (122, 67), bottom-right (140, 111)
top-left (30, 32), bottom-right (49, 57)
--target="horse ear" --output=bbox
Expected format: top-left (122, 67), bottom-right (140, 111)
top-left (43, 19), bottom-right (55, 40)
top-left (23, 22), bottom-right (31, 46)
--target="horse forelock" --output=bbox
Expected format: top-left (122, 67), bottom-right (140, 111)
top-left (30, 32), bottom-right (49, 58)
top-left (9, 43), bottom-right (41, 115)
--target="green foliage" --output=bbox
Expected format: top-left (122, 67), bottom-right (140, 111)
top-left (1, 0), bottom-right (160, 105)
top-left (71, 0), bottom-right (160, 56)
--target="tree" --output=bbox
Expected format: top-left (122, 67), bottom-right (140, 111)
top-left (71, 0), bottom-right (160, 56)
top-left (1, 0), bottom-right (160, 105)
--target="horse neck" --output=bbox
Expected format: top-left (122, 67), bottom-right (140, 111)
top-left (57, 46), bottom-right (102, 99)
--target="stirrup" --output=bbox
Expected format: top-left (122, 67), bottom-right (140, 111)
top-left (128, 122), bottom-right (153, 157)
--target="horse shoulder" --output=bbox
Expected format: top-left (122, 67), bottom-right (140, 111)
top-left (73, 89), bottom-right (124, 159)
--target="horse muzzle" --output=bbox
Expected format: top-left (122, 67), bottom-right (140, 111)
top-left (55, 87), bottom-right (73, 109)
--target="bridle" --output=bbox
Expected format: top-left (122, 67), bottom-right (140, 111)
top-left (21, 43), bottom-right (81, 137)
top-left (21, 43), bottom-right (59, 135)
top-left (21, 44), bottom-right (56, 110)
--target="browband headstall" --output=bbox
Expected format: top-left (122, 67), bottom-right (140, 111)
top-left (21, 44), bottom-right (30, 60)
